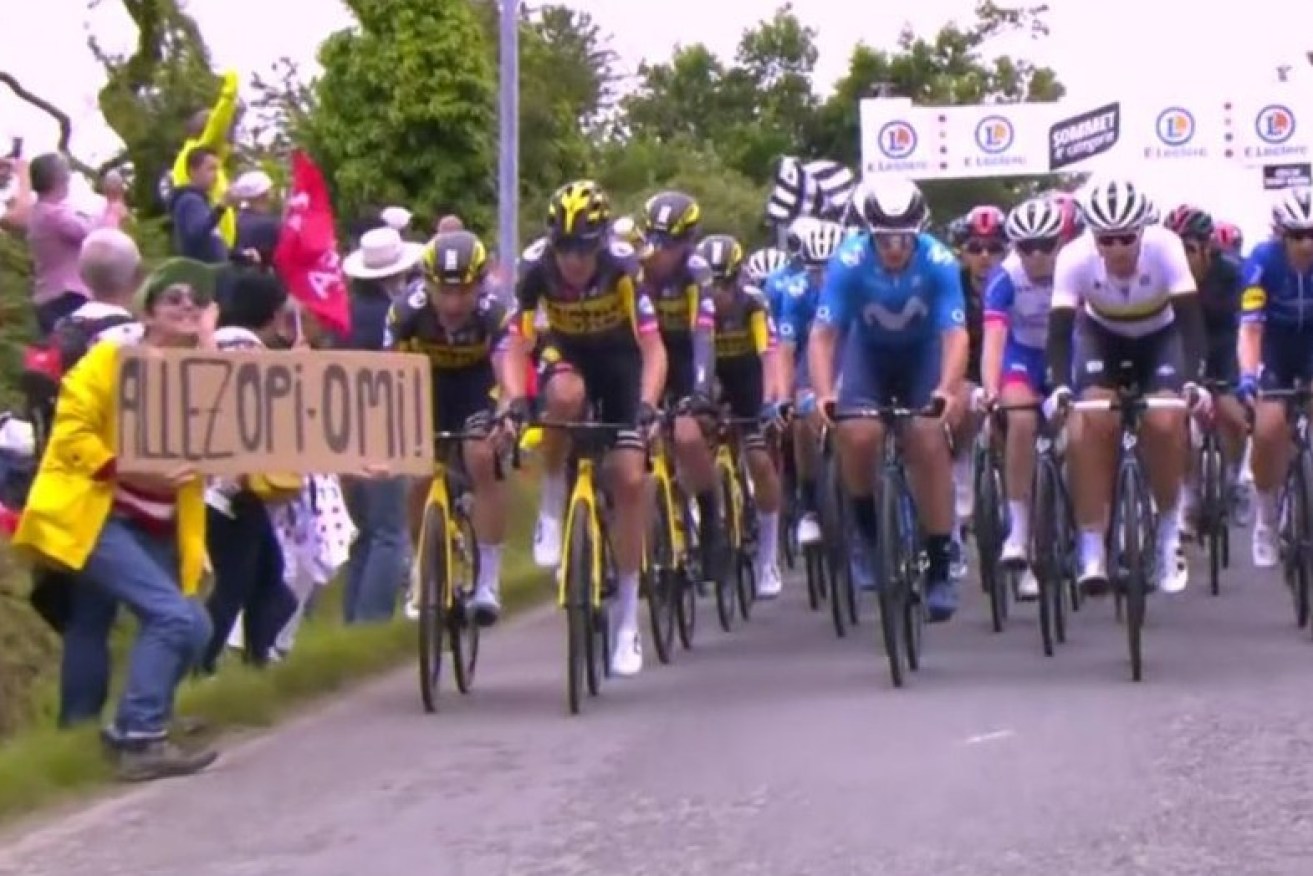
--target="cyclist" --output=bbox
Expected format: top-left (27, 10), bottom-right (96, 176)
top-left (980, 197), bottom-right (1067, 601)
top-left (946, 215), bottom-right (970, 256)
top-left (1237, 186), bottom-right (1313, 568)
top-left (745, 247), bottom-right (789, 286)
top-left (1044, 179), bottom-right (1208, 596)
top-left (778, 221), bottom-right (846, 548)
top-left (504, 180), bottom-right (666, 677)
top-left (385, 230), bottom-right (513, 624)
top-left (1163, 205), bottom-right (1249, 531)
top-left (698, 233), bottom-right (788, 597)
top-left (763, 216), bottom-right (818, 319)
top-left (637, 191), bottom-right (725, 584)
top-left (810, 177), bottom-right (968, 622)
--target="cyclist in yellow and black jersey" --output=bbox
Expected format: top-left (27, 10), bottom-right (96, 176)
top-left (385, 230), bottom-right (514, 624)
top-left (699, 233), bottom-right (788, 599)
top-left (502, 179), bottom-right (666, 678)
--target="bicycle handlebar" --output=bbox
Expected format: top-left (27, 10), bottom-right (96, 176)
top-left (826, 395), bottom-right (946, 422)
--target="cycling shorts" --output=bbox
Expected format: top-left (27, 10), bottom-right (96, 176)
top-left (717, 358), bottom-right (764, 448)
top-left (1259, 325), bottom-right (1313, 392)
top-left (837, 331), bottom-right (940, 411)
top-left (665, 337), bottom-right (696, 401)
top-left (434, 370), bottom-right (495, 436)
top-left (1071, 317), bottom-right (1184, 394)
top-left (1000, 341), bottom-right (1047, 395)
top-left (1204, 327), bottom-right (1238, 387)
top-left (538, 334), bottom-right (642, 449)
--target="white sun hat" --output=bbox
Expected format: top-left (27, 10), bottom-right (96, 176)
top-left (380, 205), bottom-right (413, 231)
top-left (342, 227), bottom-right (424, 279)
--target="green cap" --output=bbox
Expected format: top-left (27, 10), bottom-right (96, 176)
top-left (134, 258), bottom-right (222, 311)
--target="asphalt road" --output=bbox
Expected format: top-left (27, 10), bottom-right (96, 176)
top-left (5, 532), bottom-right (1313, 876)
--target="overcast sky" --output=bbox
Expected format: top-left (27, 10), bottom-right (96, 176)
top-left (3, 0), bottom-right (1311, 239)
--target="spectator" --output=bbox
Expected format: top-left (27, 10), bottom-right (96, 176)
top-left (341, 227), bottom-right (423, 623)
top-left (167, 69), bottom-right (241, 248)
top-left (0, 155), bottom-right (31, 233)
top-left (12, 258), bottom-right (220, 781)
top-left (25, 153), bottom-right (126, 334)
top-left (231, 170), bottom-right (281, 266)
top-left (436, 214), bottom-right (464, 233)
top-left (169, 146), bottom-right (235, 263)
top-left (380, 206), bottom-right (413, 236)
top-left (68, 228), bottom-right (145, 342)
top-left (201, 268), bottom-right (300, 673)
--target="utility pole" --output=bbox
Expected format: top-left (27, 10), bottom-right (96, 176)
top-left (497, 0), bottom-right (519, 301)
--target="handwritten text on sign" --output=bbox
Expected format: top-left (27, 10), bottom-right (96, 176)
top-left (116, 348), bottom-right (434, 476)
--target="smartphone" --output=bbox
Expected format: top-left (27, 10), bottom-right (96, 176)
top-left (7, 137), bottom-right (21, 159)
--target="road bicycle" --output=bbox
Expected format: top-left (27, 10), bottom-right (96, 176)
top-left (1258, 382), bottom-right (1313, 631)
top-left (817, 424), bottom-right (858, 639)
top-left (644, 413), bottom-right (698, 662)
top-left (1192, 379), bottom-right (1234, 596)
top-left (711, 414), bottom-right (762, 630)
top-left (417, 429), bottom-right (514, 713)
top-left (972, 408), bottom-right (1012, 633)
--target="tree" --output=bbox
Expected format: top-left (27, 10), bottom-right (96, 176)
top-left (301, 0), bottom-right (496, 231)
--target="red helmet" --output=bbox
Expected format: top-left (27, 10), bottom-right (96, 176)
top-left (1213, 221), bottom-right (1243, 256)
top-left (1046, 192), bottom-right (1084, 243)
top-left (1164, 204), bottom-right (1214, 240)
top-left (964, 205), bottom-right (1006, 242)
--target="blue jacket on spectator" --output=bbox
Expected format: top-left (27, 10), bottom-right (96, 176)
top-left (169, 185), bottom-right (229, 263)
top-left (347, 278), bottom-right (395, 351)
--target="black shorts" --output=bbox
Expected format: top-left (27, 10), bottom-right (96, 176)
top-left (664, 338), bottom-right (696, 401)
top-left (717, 358), bottom-right (765, 447)
top-left (1071, 317), bottom-right (1185, 394)
top-left (1259, 325), bottom-right (1313, 391)
top-left (1204, 328), bottom-right (1238, 387)
top-left (539, 335), bottom-right (642, 447)
top-left (434, 370), bottom-right (495, 435)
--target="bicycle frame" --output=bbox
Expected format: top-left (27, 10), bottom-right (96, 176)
top-left (559, 456), bottom-right (603, 609)
top-left (649, 427), bottom-right (685, 559)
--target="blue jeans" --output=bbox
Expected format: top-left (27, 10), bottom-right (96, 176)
top-left (342, 475), bottom-right (409, 624)
top-left (80, 514), bottom-right (212, 740)
top-left (59, 576), bottom-right (118, 727)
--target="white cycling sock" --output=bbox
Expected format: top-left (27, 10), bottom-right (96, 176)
top-left (1007, 500), bottom-right (1029, 546)
top-left (539, 470), bottom-right (566, 521)
top-left (616, 572), bottom-right (640, 630)
top-left (757, 511), bottom-right (779, 565)
top-left (477, 543), bottom-right (503, 591)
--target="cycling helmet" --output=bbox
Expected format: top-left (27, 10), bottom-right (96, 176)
top-left (1272, 186), bottom-right (1313, 232)
top-left (853, 177), bottom-right (928, 233)
top-left (1144, 200), bottom-right (1161, 225)
top-left (946, 215), bottom-right (971, 248)
top-left (799, 222), bottom-right (845, 266)
top-left (695, 234), bottom-right (744, 282)
top-left (964, 205), bottom-right (1007, 241)
top-left (1005, 198), bottom-right (1064, 242)
top-left (1213, 221), bottom-right (1244, 256)
top-left (785, 215), bottom-right (822, 255)
top-left (611, 214), bottom-right (646, 249)
top-left (1080, 179), bottom-right (1152, 233)
top-left (745, 247), bottom-right (789, 283)
top-left (1164, 204), bottom-right (1214, 240)
top-left (421, 230), bottom-right (488, 285)
top-left (642, 190), bottom-right (700, 243)
top-left (547, 179), bottom-right (610, 243)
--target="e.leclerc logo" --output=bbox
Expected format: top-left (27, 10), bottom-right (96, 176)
top-left (967, 115), bottom-right (1024, 169)
top-left (1145, 106), bottom-right (1204, 160)
top-left (871, 119), bottom-right (929, 174)
top-left (1247, 104), bottom-right (1306, 160)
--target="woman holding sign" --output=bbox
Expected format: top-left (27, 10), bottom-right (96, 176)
top-left (12, 258), bottom-right (220, 782)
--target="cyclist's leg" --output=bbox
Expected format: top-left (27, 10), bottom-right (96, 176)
top-left (532, 340), bottom-right (587, 568)
top-left (722, 359), bottom-right (782, 595)
top-left (1206, 329), bottom-right (1250, 515)
top-left (667, 343), bottom-right (720, 579)
top-left (834, 333), bottom-right (887, 591)
top-left (460, 403), bottom-right (505, 620)
top-left (792, 346), bottom-right (823, 543)
top-left (1251, 329), bottom-right (1301, 567)
top-left (1068, 318), bottom-right (1120, 589)
top-left (999, 342), bottom-right (1044, 570)
top-left (900, 339), bottom-right (958, 620)
top-left (1138, 325), bottom-right (1190, 592)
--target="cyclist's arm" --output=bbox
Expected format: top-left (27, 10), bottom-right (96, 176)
top-left (809, 257), bottom-right (848, 401)
top-left (689, 276), bottom-right (716, 397)
top-left (1237, 252), bottom-right (1268, 377)
top-left (504, 276), bottom-right (540, 402)
top-left (630, 286), bottom-right (666, 407)
top-left (981, 267), bottom-right (1014, 398)
top-left (1046, 246), bottom-right (1081, 390)
top-left (751, 303), bottom-right (784, 402)
top-left (487, 301), bottom-right (519, 401)
top-left (931, 257), bottom-right (970, 396)
top-left (1161, 232), bottom-right (1205, 384)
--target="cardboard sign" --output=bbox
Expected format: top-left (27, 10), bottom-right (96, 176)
top-left (860, 94), bottom-right (1313, 180)
top-left (115, 348), bottom-right (434, 476)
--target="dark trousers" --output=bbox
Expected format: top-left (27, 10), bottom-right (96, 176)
top-left (202, 497), bottom-right (297, 672)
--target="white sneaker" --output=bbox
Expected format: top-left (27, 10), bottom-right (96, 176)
top-left (533, 515), bottom-right (562, 569)
top-left (755, 561), bottom-right (783, 599)
top-left (469, 583), bottom-right (501, 623)
top-left (1078, 554), bottom-right (1109, 594)
top-left (403, 562), bottom-right (421, 621)
top-left (1252, 523), bottom-right (1279, 569)
top-left (1016, 568), bottom-right (1039, 600)
top-left (610, 625), bottom-right (643, 677)
top-left (1156, 538), bottom-right (1189, 594)
top-left (1000, 537), bottom-right (1027, 568)
top-left (797, 513), bottom-right (822, 546)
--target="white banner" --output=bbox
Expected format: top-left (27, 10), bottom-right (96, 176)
top-left (860, 96), bottom-right (1312, 180)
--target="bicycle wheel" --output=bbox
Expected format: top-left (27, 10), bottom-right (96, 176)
top-left (1287, 447), bottom-right (1313, 631)
top-left (823, 453), bottom-right (861, 628)
top-left (714, 463), bottom-right (740, 632)
top-left (877, 479), bottom-right (907, 688)
top-left (1051, 461), bottom-right (1075, 644)
top-left (974, 446), bottom-right (1008, 632)
top-left (900, 491), bottom-right (925, 672)
top-left (675, 497), bottom-right (698, 650)
top-left (646, 485), bottom-right (678, 665)
top-left (1114, 465), bottom-right (1148, 682)
top-left (1297, 448), bottom-right (1313, 641)
top-left (736, 552), bottom-right (756, 620)
top-left (564, 498), bottom-right (593, 714)
top-left (417, 503), bottom-right (448, 714)
top-left (779, 452), bottom-right (799, 571)
top-left (448, 508), bottom-right (480, 694)
top-left (1200, 439), bottom-right (1224, 597)
top-left (1031, 457), bottom-right (1059, 657)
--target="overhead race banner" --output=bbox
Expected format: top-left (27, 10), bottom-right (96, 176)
top-left (115, 348), bottom-right (434, 477)
top-left (1263, 162), bottom-right (1312, 190)
top-left (860, 96), bottom-right (1310, 180)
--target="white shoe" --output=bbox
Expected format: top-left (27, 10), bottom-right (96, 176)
top-left (1077, 554), bottom-right (1109, 593)
top-left (1016, 568), bottom-right (1039, 600)
top-left (1000, 537), bottom-right (1027, 567)
top-left (1156, 538), bottom-right (1188, 594)
top-left (1252, 523), bottom-right (1279, 569)
top-left (403, 562), bottom-right (421, 621)
top-left (610, 625), bottom-right (643, 677)
top-left (533, 515), bottom-right (562, 569)
top-left (755, 561), bottom-right (783, 599)
top-left (797, 513), bottom-right (822, 546)
top-left (469, 583), bottom-right (501, 623)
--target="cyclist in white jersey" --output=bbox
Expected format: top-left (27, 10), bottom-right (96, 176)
top-left (1043, 180), bottom-right (1209, 596)
top-left (980, 197), bottom-right (1067, 600)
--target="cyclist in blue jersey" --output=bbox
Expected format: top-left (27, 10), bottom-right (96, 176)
top-left (744, 247), bottom-right (788, 286)
top-left (809, 178), bottom-right (970, 621)
top-left (1238, 186), bottom-right (1313, 568)
top-left (778, 221), bottom-right (845, 546)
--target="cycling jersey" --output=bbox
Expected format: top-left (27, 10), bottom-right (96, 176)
top-left (1052, 226), bottom-right (1195, 338)
top-left (959, 267), bottom-right (986, 383)
top-left (1198, 251), bottom-right (1243, 335)
top-left (763, 264), bottom-right (804, 326)
top-left (983, 254), bottom-right (1054, 393)
top-left (715, 284), bottom-right (776, 441)
top-left (1239, 239), bottom-right (1313, 330)
top-left (776, 271), bottom-right (820, 351)
top-left (642, 251), bottom-right (715, 400)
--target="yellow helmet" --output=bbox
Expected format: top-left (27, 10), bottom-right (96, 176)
top-left (695, 234), bottom-right (744, 281)
top-left (421, 230), bottom-right (488, 285)
top-left (642, 190), bottom-right (701, 243)
top-left (547, 179), bottom-right (611, 243)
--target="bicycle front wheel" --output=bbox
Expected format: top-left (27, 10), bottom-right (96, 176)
top-left (646, 484), bottom-right (678, 665)
top-left (417, 503), bottom-right (448, 713)
top-left (1200, 440), bottom-right (1224, 597)
top-left (449, 509), bottom-right (480, 694)
top-left (564, 498), bottom-right (595, 715)
top-left (877, 480), bottom-right (907, 688)
top-left (1114, 465), bottom-right (1149, 682)
top-left (974, 448), bottom-right (1008, 632)
top-left (1032, 457), bottom-right (1060, 657)
top-left (714, 463), bottom-right (740, 632)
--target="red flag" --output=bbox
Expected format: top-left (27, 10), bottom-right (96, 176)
top-left (274, 151), bottom-right (351, 337)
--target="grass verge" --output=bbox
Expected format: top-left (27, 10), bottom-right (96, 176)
top-left (0, 479), bottom-right (547, 825)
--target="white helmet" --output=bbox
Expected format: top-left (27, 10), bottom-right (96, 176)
top-left (745, 247), bottom-right (789, 283)
top-left (800, 221), bottom-right (845, 265)
top-left (785, 215), bottom-right (822, 255)
top-left (1005, 198), bottom-right (1064, 242)
top-left (1080, 179), bottom-right (1153, 233)
top-left (852, 176), bottom-right (929, 233)
top-left (1272, 186), bottom-right (1313, 232)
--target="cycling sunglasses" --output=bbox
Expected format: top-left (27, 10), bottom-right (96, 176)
top-left (963, 239), bottom-right (1006, 255)
top-left (1095, 232), bottom-right (1139, 248)
top-left (1284, 228), bottom-right (1313, 242)
top-left (552, 235), bottom-right (603, 256)
top-left (1016, 238), bottom-right (1058, 256)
